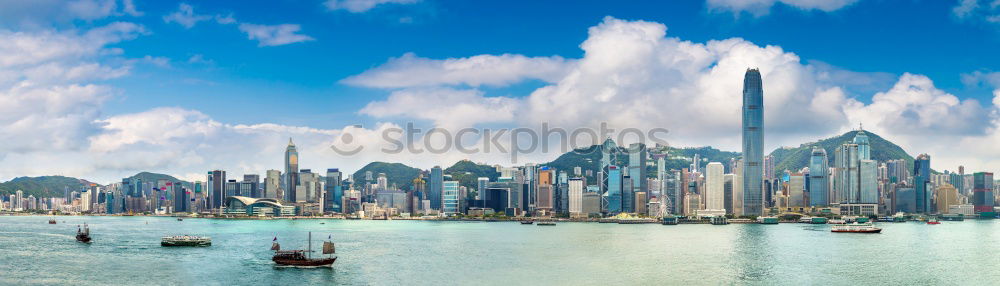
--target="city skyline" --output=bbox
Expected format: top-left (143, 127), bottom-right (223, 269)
top-left (2, 0), bottom-right (1000, 185)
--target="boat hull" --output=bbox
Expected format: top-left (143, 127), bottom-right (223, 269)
top-left (273, 257), bottom-right (336, 267)
top-left (161, 241), bottom-right (211, 247)
top-left (831, 229), bottom-right (881, 233)
top-left (76, 235), bottom-right (92, 243)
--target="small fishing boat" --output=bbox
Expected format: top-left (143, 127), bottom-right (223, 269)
top-left (520, 220), bottom-right (534, 225)
top-left (161, 235), bottom-right (212, 247)
top-left (76, 223), bottom-right (92, 243)
top-left (271, 232), bottom-right (336, 267)
top-left (48, 219), bottom-right (57, 224)
top-left (831, 222), bottom-right (881, 233)
top-left (177, 218), bottom-right (184, 221)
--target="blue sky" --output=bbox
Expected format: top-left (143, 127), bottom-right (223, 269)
top-left (2, 0), bottom-right (1000, 182)
top-left (20, 0), bottom-right (994, 127)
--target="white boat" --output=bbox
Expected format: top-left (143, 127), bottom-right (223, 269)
top-left (161, 235), bottom-right (212, 246)
top-left (831, 222), bottom-right (881, 233)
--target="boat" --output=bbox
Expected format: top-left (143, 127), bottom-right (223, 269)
top-left (757, 216), bottom-right (779, 224)
top-left (161, 235), bottom-right (212, 247)
top-left (272, 232), bottom-right (337, 267)
top-left (927, 219), bottom-right (941, 225)
top-left (537, 222), bottom-right (556, 226)
top-left (76, 223), bottom-right (92, 243)
top-left (177, 218), bottom-right (184, 221)
top-left (520, 220), bottom-right (534, 225)
top-left (48, 219), bottom-right (57, 224)
top-left (831, 222), bottom-right (881, 233)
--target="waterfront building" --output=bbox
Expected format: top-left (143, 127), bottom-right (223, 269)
top-left (809, 147), bottom-right (829, 206)
top-left (628, 143), bottom-right (647, 213)
top-left (429, 166), bottom-right (443, 210)
top-left (606, 166), bottom-right (623, 214)
top-left (894, 187), bottom-right (916, 213)
top-left (914, 154), bottom-right (932, 213)
top-left (742, 68), bottom-right (764, 216)
top-left (973, 172), bottom-right (995, 213)
top-left (787, 173), bottom-right (805, 210)
top-left (599, 138), bottom-right (618, 213)
top-left (936, 184), bottom-right (959, 214)
top-left (284, 138), bottom-right (299, 202)
top-left (568, 178), bottom-right (584, 218)
top-left (442, 181), bottom-right (459, 215)
top-left (208, 170), bottom-right (226, 209)
top-left (536, 167), bottom-right (554, 214)
top-left (324, 168), bottom-right (343, 213)
top-left (723, 174), bottom-right (734, 215)
top-left (705, 162), bottom-right (725, 212)
top-left (264, 170), bottom-right (280, 199)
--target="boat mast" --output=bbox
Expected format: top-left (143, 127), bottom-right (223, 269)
top-left (308, 232), bottom-right (312, 259)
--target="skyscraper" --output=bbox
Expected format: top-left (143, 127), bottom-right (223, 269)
top-left (808, 146), bottom-right (829, 206)
top-left (429, 166), bottom-right (443, 210)
top-left (742, 68), bottom-right (764, 216)
top-left (973, 172), bottom-right (994, 213)
top-left (208, 170), bottom-right (226, 209)
top-left (264, 170), bottom-right (281, 199)
top-left (442, 181), bottom-right (459, 214)
top-left (324, 168), bottom-right (343, 213)
top-left (284, 138), bottom-right (299, 202)
top-left (914, 154), bottom-right (931, 213)
top-left (705, 162), bottom-right (724, 211)
top-left (628, 143), bottom-right (647, 212)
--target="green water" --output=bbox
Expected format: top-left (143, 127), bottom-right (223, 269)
top-left (1, 216), bottom-right (998, 285)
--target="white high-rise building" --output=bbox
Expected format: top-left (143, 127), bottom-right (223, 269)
top-left (568, 178), bottom-right (584, 217)
top-left (705, 162), bottom-right (725, 211)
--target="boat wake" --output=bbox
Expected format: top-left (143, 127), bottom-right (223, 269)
top-left (0, 231), bottom-right (75, 240)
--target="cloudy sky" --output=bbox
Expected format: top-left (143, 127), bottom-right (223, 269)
top-left (1, 0), bottom-right (999, 183)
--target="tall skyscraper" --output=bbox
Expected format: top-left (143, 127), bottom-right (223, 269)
top-left (808, 146), bottom-right (829, 206)
top-left (914, 154), bottom-right (931, 213)
top-left (208, 170), bottom-right (226, 209)
top-left (834, 143), bottom-right (859, 203)
top-left (429, 166), bottom-right (443, 210)
top-left (264, 170), bottom-right (281, 199)
top-left (606, 166), bottom-right (623, 214)
top-left (442, 181), bottom-right (459, 214)
top-left (628, 143), bottom-right (647, 212)
top-left (568, 178), bottom-right (584, 217)
top-left (742, 68), bottom-right (764, 216)
top-left (284, 138), bottom-right (299, 202)
top-left (599, 138), bottom-right (618, 212)
top-left (243, 174), bottom-right (260, 198)
top-left (705, 162), bottom-right (724, 211)
top-left (324, 168), bottom-right (343, 213)
top-left (973, 172), bottom-right (994, 213)
top-left (536, 167), bottom-right (554, 212)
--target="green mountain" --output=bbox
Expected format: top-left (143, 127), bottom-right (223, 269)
top-left (543, 144), bottom-right (741, 182)
top-left (769, 130), bottom-right (914, 176)
top-left (0, 176), bottom-right (95, 198)
top-left (352, 162), bottom-right (423, 190)
top-left (444, 160), bottom-right (500, 192)
top-left (126, 172), bottom-right (191, 188)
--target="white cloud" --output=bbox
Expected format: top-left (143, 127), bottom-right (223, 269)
top-left (237, 23), bottom-right (314, 47)
top-left (324, 0), bottom-right (419, 13)
top-left (342, 53), bottom-right (574, 88)
top-left (707, 0), bottom-right (859, 16)
top-left (952, 0), bottom-right (1000, 25)
top-left (163, 3), bottom-right (211, 29)
top-left (359, 88), bottom-right (520, 128)
top-left (348, 16), bottom-right (1000, 174)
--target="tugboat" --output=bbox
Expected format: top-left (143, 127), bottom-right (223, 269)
top-left (272, 232), bottom-right (337, 267)
top-left (76, 224), bottom-right (92, 243)
top-left (161, 235), bottom-right (212, 246)
top-left (831, 222), bottom-right (882, 233)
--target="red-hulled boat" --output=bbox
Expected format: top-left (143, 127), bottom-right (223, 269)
top-left (271, 232), bottom-right (336, 267)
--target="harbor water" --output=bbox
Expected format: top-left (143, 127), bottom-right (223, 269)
top-left (2, 216), bottom-right (999, 285)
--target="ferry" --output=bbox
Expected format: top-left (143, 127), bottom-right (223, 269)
top-left (831, 222), bottom-right (881, 233)
top-left (926, 219), bottom-right (941, 225)
top-left (520, 220), bottom-right (534, 225)
top-left (161, 236), bottom-right (212, 247)
top-left (757, 216), bottom-right (779, 224)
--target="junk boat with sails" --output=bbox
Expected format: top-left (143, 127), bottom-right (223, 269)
top-left (76, 223), bottom-right (92, 243)
top-left (271, 232), bottom-right (336, 267)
